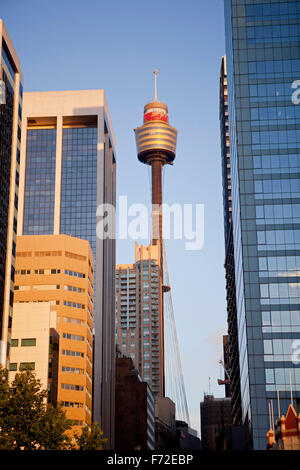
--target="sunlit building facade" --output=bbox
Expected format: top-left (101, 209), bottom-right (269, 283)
top-left (13, 235), bottom-right (94, 433)
top-left (224, 0), bottom-right (300, 449)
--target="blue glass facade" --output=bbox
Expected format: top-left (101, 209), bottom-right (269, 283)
top-left (224, 0), bottom-right (300, 449)
top-left (60, 127), bottom-right (98, 258)
top-left (23, 129), bottom-right (56, 234)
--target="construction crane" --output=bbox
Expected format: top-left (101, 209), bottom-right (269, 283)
top-left (218, 359), bottom-right (230, 386)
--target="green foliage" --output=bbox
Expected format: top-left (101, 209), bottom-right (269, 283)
top-left (0, 366), bottom-right (107, 450)
top-left (37, 402), bottom-right (73, 450)
top-left (0, 366), bottom-right (72, 450)
top-left (74, 422), bottom-right (107, 450)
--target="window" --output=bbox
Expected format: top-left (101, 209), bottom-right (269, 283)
top-left (11, 339), bottom-right (18, 347)
top-left (9, 363), bottom-right (17, 371)
top-left (20, 362), bottom-right (35, 370)
top-left (21, 338), bottom-right (36, 347)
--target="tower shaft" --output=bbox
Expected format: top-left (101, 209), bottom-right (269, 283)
top-left (150, 157), bottom-right (164, 247)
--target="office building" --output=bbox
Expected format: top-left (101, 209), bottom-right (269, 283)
top-left (9, 302), bottom-right (59, 404)
top-left (18, 90), bottom-right (116, 446)
top-left (223, 0), bottom-right (300, 449)
top-left (13, 234), bottom-right (94, 433)
top-left (115, 354), bottom-right (155, 450)
top-left (0, 19), bottom-right (23, 366)
top-left (200, 394), bottom-right (232, 450)
top-left (115, 242), bottom-right (163, 396)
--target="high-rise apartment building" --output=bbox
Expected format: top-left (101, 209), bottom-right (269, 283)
top-left (18, 90), bottom-right (116, 446)
top-left (115, 242), bottom-right (163, 396)
top-left (0, 19), bottom-right (23, 366)
top-left (223, 0), bottom-right (300, 449)
top-left (13, 234), bottom-right (94, 432)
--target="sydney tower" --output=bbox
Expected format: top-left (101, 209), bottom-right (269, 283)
top-left (134, 71), bottom-right (177, 396)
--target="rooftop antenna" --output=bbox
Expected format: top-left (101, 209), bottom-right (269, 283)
top-left (153, 69), bottom-right (158, 101)
top-left (268, 402), bottom-right (272, 430)
top-left (208, 376), bottom-right (212, 395)
top-left (271, 399), bottom-right (275, 432)
top-left (289, 369), bottom-right (294, 407)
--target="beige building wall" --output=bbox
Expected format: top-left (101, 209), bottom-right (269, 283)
top-left (13, 234), bottom-right (94, 433)
top-left (0, 19), bottom-right (23, 366)
top-left (9, 302), bottom-right (55, 393)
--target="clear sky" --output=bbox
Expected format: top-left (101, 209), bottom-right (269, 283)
top-left (2, 0), bottom-right (227, 436)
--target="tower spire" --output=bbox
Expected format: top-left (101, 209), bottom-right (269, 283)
top-left (153, 69), bottom-right (158, 102)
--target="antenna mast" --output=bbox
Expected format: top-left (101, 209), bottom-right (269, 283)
top-left (153, 69), bottom-right (158, 101)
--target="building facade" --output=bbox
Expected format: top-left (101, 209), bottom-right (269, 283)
top-left (224, 0), bottom-right (300, 449)
top-left (115, 355), bottom-right (155, 450)
top-left (13, 234), bottom-right (94, 433)
top-left (18, 90), bottom-right (116, 446)
top-left (9, 302), bottom-right (59, 404)
top-left (220, 56), bottom-right (243, 426)
top-left (0, 19), bottom-right (23, 366)
top-left (200, 395), bottom-right (232, 450)
top-left (115, 242), bottom-right (163, 396)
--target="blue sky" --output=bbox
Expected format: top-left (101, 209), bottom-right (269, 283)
top-left (2, 0), bottom-right (227, 435)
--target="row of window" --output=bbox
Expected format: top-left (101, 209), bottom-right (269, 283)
top-left (63, 301), bottom-right (85, 309)
top-left (246, 2), bottom-right (300, 20)
top-left (62, 401), bottom-right (83, 408)
top-left (260, 282), bottom-right (300, 299)
top-left (62, 366), bottom-right (84, 374)
top-left (247, 24), bottom-right (300, 44)
top-left (62, 349), bottom-right (84, 358)
top-left (61, 383), bottom-right (83, 391)
top-left (62, 333), bottom-right (84, 342)
top-left (16, 268), bottom-right (61, 275)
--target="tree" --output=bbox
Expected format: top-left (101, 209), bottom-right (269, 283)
top-left (37, 402), bottom-right (73, 450)
top-left (74, 422), bottom-right (107, 450)
top-left (0, 366), bottom-right (72, 450)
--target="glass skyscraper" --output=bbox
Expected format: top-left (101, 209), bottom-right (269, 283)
top-left (224, 0), bottom-right (300, 449)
